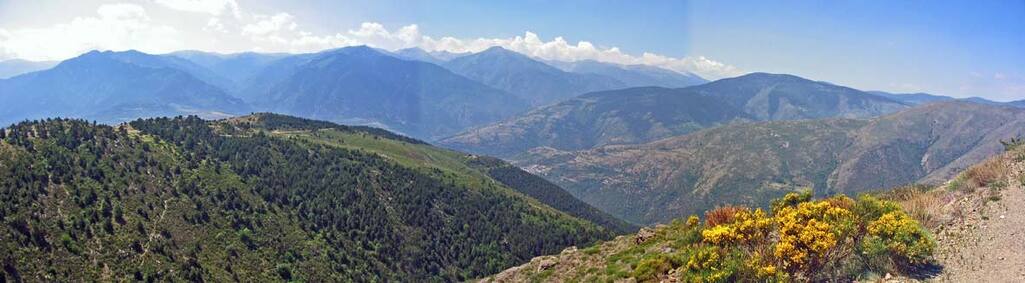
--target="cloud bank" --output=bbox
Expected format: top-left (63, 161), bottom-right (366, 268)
top-left (0, 3), bottom-right (181, 61)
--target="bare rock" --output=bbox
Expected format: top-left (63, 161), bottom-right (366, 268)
top-left (635, 228), bottom-right (656, 244)
top-left (537, 258), bottom-right (558, 272)
top-left (561, 246), bottom-right (578, 255)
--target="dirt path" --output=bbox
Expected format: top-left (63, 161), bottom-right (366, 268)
top-left (138, 198), bottom-right (174, 267)
top-left (933, 164), bottom-right (1025, 282)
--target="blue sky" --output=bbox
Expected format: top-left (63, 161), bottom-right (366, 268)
top-left (0, 0), bottom-right (1022, 101)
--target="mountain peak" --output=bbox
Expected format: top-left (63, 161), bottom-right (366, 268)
top-left (318, 45), bottom-right (383, 58)
top-left (478, 46), bottom-right (524, 57)
top-left (734, 72), bottom-right (807, 81)
top-left (397, 47), bottom-right (429, 54)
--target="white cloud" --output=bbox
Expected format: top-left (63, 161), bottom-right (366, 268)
top-left (0, 3), bottom-right (180, 61)
top-left (204, 17), bottom-right (227, 33)
top-left (242, 12), bottom-right (297, 37)
top-left (232, 19), bottom-right (743, 78)
top-left (414, 30), bottom-right (745, 78)
top-left (153, 0), bottom-right (241, 18)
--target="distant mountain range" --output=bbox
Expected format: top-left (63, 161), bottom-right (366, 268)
top-left (513, 102), bottom-right (1025, 224)
top-left (2, 46), bottom-right (1014, 142)
top-left (441, 73), bottom-right (910, 157)
top-left (390, 47), bottom-right (468, 65)
top-left (867, 90), bottom-right (1023, 108)
top-left (244, 46), bottom-right (529, 139)
top-left (866, 91), bottom-right (954, 105)
top-left (440, 47), bottom-right (630, 106)
top-left (0, 50), bottom-right (248, 126)
top-left (545, 59), bottom-right (707, 88)
top-left (0, 59), bottom-right (57, 79)
top-left (1, 46), bottom-right (712, 140)
top-left (167, 50), bottom-right (290, 90)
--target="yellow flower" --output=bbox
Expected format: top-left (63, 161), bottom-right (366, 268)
top-left (865, 211), bottom-right (936, 263)
top-left (687, 215), bottom-right (700, 227)
top-left (701, 208), bottom-right (772, 246)
top-left (773, 199), bottom-right (854, 272)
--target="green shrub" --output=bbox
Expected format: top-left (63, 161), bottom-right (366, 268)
top-left (864, 211), bottom-right (936, 266)
top-left (632, 254), bottom-right (674, 281)
top-left (770, 190), bottom-right (812, 214)
top-left (1001, 137), bottom-right (1025, 152)
top-left (854, 195), bottom-right (901, 222)
top-left (680, 247), bottom-right (740, 282)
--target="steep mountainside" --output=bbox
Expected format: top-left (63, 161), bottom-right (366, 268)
top-left (95, 50), bottom-right (236, 92)
top-left (0, 51), bottom-right (248, 126)
top-left (442, 87), bottom-right (753, 157)
top-left (517, 102), bottom-right (1025, 224)
top-left (442, 47), bottom-right (626, 106)
top-left (0, 59), bottom-right (56, 79)
top-left (441, 73), bottom-right (909, 157)
top-left (246, 46), bottom-right (529, 140)
top-left (0, 114), bottom-right (623, 282)
top-left (547, 59), bottom-right (707, 88)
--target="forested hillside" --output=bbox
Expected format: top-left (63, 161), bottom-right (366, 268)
top-left (0, 115), bottom-right (619, 282)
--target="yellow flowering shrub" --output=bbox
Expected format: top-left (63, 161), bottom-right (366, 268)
top-left (682, 248), bottom-right (737, 283)
top-left (702, 208), bottom-right (772, 246)
top-left (773, 199), bottom-right (855, 274)
top-left (744, 251), bottom-right (785, 281)
top-left (864, 211), bottom-right (935, 264)
top-left (771, 190), bottom-right (812, 214)
top-left (627, 192), bottom-right (936, 282)
top-left (854, 194), bottom-right (901, 221)
top-left (687, 248), bottom-right (721, 270)
top-left (687, 215), bottom-right (700, 227)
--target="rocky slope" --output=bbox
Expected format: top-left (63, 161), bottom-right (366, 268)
top-left (927, 146), bottom-right (1025, 281)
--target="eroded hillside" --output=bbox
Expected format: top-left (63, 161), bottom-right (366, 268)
top-left (518, 102), bottom-right (1025, 224)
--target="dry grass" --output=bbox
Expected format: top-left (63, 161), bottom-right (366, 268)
top-left (964, 157), bottom-right (1010, 189)
top-left (890, 150), bottom-right (1021, 229)
top-left (897, 190), bottom-right (950, 229)
top-left (880, 185), bottom-right (949, 229)
top-left (704, 206), bottom-right (746, 227)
